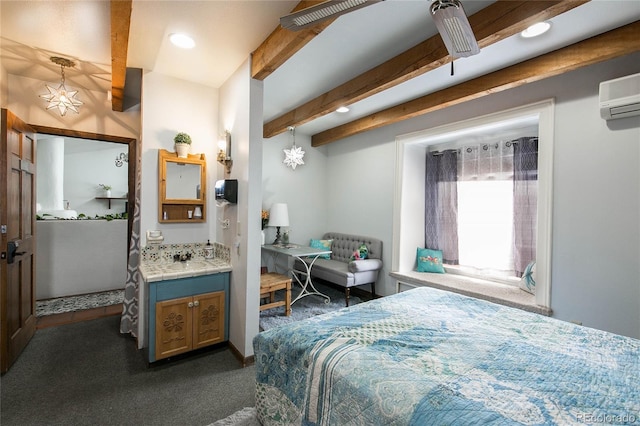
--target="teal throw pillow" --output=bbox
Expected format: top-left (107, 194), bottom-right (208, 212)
top-left (520, 260), bottom-right (536, 294)
top-left (416, 247), bottom-right (445, 273)
top-left (309, 239), bottom-right (332, 259)
top-left (349, 244), bottom-right (369, 261)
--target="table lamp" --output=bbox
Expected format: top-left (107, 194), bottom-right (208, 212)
top-left (269, 203), bottom-right (289, 245)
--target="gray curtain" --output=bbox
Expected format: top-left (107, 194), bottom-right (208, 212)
top-left (425, 150), bottom-right (459, 264)
top-left (513, 137), bottom-right (538, 276)
top-left (120, 141), bottom-right (141, 336)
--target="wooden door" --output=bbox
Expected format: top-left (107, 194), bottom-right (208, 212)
top-left (1, 109), bottom-right (37, 374)
top-left (155, 296), bottom-right (193, 360)
top-left (193, 291), bottom-right (224, 350)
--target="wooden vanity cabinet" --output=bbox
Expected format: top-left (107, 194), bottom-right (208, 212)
top-left (148, 273), bottom-right (229, 362)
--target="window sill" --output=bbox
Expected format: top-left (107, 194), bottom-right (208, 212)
top-left (443, 265), bottom-right (521, 287)
top-left (389, 270), bottom-right (552, 316)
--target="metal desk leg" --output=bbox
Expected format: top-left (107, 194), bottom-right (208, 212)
top-left (290, 254), bottom-right (330, 305)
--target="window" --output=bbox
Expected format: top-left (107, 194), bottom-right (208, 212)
top-left (457, 179), bottom-right (515, 277)
top-left (393, 99), bottom-right (555, 308)
top-left (426, 138), bottom-right (538, 283)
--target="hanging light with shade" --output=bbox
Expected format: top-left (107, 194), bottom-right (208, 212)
top-left (40, 56), bottom-right (83, 116)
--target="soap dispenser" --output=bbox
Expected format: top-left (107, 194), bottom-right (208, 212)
top-left (204, 240), bottom-right (214, 259)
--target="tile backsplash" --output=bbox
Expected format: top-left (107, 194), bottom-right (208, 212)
top-left (141, 242), bottom-right (230, 264)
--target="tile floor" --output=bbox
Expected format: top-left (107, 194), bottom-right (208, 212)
top-left (36, 303), bottom-right (123, 329)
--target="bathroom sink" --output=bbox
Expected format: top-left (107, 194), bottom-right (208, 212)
top-left (165, 261), bottom-right (208, 271)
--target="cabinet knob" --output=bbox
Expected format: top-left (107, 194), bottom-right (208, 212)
top-left (188, 302), bottom-right (194, 308)
top-left (193, 300), bottom-right (200, 307)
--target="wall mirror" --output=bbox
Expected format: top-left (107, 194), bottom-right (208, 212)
top-left (166, 162), bottom-right (201, 199)
top-left (158, 149), bottom-right (206, 223)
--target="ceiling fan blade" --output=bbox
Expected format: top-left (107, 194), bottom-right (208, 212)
top-left (430, 0), bottom-right (480, 58)
top-left (280, 0), bottom-right (383, 31)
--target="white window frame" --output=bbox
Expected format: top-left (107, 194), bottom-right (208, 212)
top-left (392, 100), bottom-right (555, 308)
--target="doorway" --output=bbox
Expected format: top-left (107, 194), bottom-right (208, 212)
top-left (31, 126), bottom-right (137, 323)
top-left (32, 126), bottom-right (137, 239)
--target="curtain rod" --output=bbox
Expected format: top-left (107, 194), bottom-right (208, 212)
top-left (429, 137), bottom-right (538, 155)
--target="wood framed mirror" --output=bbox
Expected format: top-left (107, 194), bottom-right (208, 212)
top-left (158, 149), bottom-right (206, 223)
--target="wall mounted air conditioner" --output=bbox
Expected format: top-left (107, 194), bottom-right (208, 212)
top-left (599, 73), bottom-right (640, 120)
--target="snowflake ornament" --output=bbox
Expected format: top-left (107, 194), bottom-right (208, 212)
top-left (283, 126), bottom-right (305, 170)
top-left (283, 145), bottom-right (305, 169)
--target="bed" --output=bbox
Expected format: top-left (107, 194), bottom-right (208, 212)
top-left (253, 286), bottom-right (640, 425)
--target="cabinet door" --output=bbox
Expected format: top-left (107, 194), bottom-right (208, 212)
top-left (155, 296), bottom-right (193, 360)
top-left (192, 291), bottom-right (225, 350)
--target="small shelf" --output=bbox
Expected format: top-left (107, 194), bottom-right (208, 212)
top-left (95, 197), bottom-right (128, 209)
top-left (159, 203), bottom-right (205, 223)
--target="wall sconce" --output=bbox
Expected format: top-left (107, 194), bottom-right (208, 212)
top-left (115, 152), bottom-right (128, 167)
top-left (217, 130), bottom-right (233, 174)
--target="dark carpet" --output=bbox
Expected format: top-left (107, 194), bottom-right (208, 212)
top-left (0, 316), bottom-right (255, 426)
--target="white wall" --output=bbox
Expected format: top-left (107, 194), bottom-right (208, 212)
top-left (263, 53), bottom-right (640, 339)
top-left (0, 48), bottom-right (7, 109)
top-left (139, 72), bottom-right (218, 246)
top-left (6, 74), bottom-right (139, 139)
top-left (218, 59), bottom-right (264, 357)
top-left (262, 132), bottom-right (329, 246)
top-left (61, 142), bottom-right (129, 217)
top-left (36, 220), bottom-right (128, 299)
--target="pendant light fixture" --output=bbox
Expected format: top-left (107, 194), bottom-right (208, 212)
top-left (40, 56), bottom-right (83, 116)
top-left (283, 126), bottom-right (305, 170)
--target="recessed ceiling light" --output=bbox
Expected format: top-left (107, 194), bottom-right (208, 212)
top-left (336, 106), bottom-right (349, 113)
top-left (170, 33), bottom-right (195, 49)
top-left (521, 22), bottom-right (551, 38)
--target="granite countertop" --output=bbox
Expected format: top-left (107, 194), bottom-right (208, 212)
top-left (140, 258), bottom-right (232, 282)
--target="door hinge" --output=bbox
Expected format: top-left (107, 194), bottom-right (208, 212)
top-left (0, 225), bottom-right (6, 234)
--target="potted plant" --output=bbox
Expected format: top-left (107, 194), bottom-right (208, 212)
top-left (99, 183), bottom-right (112, 197)
top-left (174, 132), bottom-right (192, 158)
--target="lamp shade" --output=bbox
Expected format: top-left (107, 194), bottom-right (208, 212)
top-left (268, 203), bottom-right (289, 227)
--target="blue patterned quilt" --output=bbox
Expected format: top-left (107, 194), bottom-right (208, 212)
top-left (254, 287), bottom-right (640, 425)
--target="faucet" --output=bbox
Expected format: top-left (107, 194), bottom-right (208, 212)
top-left (173, 253), bottom-right (192, 262)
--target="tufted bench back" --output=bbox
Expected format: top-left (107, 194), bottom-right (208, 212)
top-left (323, 232), bottom-right (382, 263)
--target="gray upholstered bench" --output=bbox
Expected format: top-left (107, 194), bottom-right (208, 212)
top-left (294, 232), bottom-right (383, 306)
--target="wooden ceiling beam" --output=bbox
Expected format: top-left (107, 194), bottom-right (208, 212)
top-left (110, 0), bottom-right (132, 113)
top-left (311, 21), bottom-right (640, 147)
top-left (251, 1), bottom-right (336, 80)
top-left (264, 0), bottom-right (589, 139)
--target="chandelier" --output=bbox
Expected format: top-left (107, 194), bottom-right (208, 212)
top-left (40, 56), bottom-right (83, 116)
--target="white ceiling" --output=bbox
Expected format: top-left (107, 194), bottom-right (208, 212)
top-left (1, 0), bottom-right (639, 138)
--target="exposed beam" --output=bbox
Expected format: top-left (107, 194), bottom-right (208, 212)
top-left (110, 0), bottom-right (132, 112)
top-left (311, 21), bottom-right (640, 147)
top-left (264, 0), bottom-right (589, 138)
top-left (251, 1), bottom-right (336, 80)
